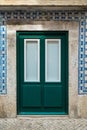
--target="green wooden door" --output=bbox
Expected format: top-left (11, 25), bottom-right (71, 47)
top-left (17, 31), bottom-right (68, 115)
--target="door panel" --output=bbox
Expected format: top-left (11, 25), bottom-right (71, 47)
top-left (44, 85), bottom-right (62, 107)
top-left (17, 31), bottom-right (68, 115)
top-left (22, 85), bottom-right (41, 107)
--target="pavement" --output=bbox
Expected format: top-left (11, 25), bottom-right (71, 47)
top-left (0, 118), bottom-right (87, 130)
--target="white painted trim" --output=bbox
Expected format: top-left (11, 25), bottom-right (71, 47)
top-left (45, 39), bottom-right (61, 82)
top-left (24, 39), bottom-right (40, 82)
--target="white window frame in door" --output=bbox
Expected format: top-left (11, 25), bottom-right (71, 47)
top-left (45, 39), bottom-right (61, 82)
top-left (24, 39), bottom-right (40, 82)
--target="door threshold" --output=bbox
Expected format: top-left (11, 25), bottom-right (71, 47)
top-left (17, 115), bottom-right (69, 119)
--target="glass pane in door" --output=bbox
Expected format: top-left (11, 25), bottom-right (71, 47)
top-left (45, 39), bottom-right (61, 82)
top-left (24, 39), bottom-right (40, 82)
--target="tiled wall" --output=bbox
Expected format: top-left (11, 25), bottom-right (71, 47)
top-left (0, 10), bottom-right (87, 94)
top-left (0, 17), bottom-right (7, 94)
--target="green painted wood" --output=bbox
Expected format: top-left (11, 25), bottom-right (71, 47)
top-left (22, 85), bottom-right (41, 107)
top-left (17, 31), bottom-right (68, 115)
top-left (44, 85), bottom-right (62, 107)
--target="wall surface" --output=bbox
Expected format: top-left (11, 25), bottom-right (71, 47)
top-left (0, 7), bottom-right (87, 120)
top-left (0, 21), bottom-right (81, 118)
top-left (0, 0), bottom-right (87, 6)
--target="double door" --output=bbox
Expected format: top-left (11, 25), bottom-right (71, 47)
top-left (17, 31), bottom-right (68, 115)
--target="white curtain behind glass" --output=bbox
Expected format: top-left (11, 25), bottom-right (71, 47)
top-left (25, 40), bottom-right (39, 82)
top-left (46, 40), bottom-right (61, 82)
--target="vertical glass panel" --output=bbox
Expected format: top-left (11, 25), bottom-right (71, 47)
top-left (24, 39), bottom-right (40, 82)
top-left (45, 39), bottom-right (61, 82)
